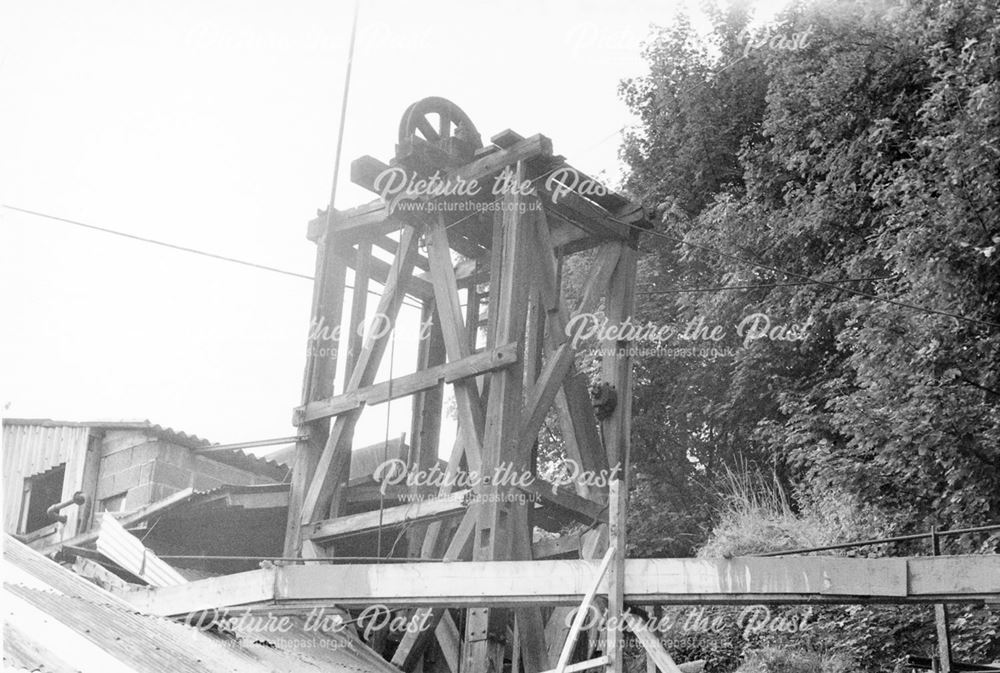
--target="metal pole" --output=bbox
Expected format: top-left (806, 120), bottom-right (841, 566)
top-left (326, 0), bottom-right (361, 220)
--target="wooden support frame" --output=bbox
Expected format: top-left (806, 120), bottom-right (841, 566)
top-left (286, 121), bottom-right (650, 673)
top-left (299, 225), bottom-right (422, 525)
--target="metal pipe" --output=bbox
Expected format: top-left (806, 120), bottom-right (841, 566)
top-left (757, 523), bottom-right (1000, 557)
top-left (194, 436), bottom-right (307, 454)
top-left (46, 491), bottom-right (86, 524)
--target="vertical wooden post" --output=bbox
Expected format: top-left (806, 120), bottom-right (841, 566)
top-left (408, 300), bottom-right (446, 557)
top-left (462, 162), bottom-right (531, 673)
top-left (345, 241), bottom-right (373, 380)
top-left (600, 244), bottom-right (637, 673)
top-left (325, 240), bottom-right (374, 522)
top-left (66, 432), bottom-right (103, 535)
top-left (284, 229), bottom-right (348, 557)
top-left (931, 527), bottom-right (952, 673)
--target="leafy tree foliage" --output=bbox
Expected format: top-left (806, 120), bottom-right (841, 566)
top-left (618, 0), bottom-right (999, 553)
top-left (607, 0), bottom-right (1000, 666)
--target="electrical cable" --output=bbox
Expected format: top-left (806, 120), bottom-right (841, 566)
top-left (637, 275), bottom-right (899, 294)
top-left (2, 204), bottom-right (312, 280)
top-left (2, 204), bottom-right (426, 311)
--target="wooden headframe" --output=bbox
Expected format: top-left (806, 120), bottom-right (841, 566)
top-left (285, 126), bottom-right (650, 673)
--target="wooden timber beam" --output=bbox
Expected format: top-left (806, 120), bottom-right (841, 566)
top-left (304, 490), bottom-right (470, 543)
top-left (488, 129), bottom-right (644, 245)
top-left (295, 343), bottom-right (518, 424)
top-left (518, 479), bottom-right (607, 526)
top-left (372, 234), bottom-right (430, 271)
top-left (532, 534), bottom-right (582, 560)
top-left (122, 554), bottom-right (1000, 617)
top-left (342, 248), bottom-right (435, 300)
top-left (534, 183), bottom-right (631, 243)
top-left (489, 130), bottom-right (639, 218)
top-left (425, 217), bottom-right (487, 475)
top-left (601, 243), bottom-right (637, 673)
top-left (307, 200), bottom-right (403, 242)
top-left (406, 299), bottom-right (447, 558)
top-left (391, 507), bottom-right (478, 670)
top-left (416, 257), bottom-right (488, 289)
top-left (311, 134), bottom-right (554, 243)
top-left (623, 613), bottom-right (682, 673)
top-left (346, 241), bottom-right (373, 380)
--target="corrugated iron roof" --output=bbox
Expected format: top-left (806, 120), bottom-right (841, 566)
top-left (164, 482), bottom-right (291, 513)
top-left (265, 437), bottom-right (409, 485)
top-left (2, 418), bottom-right (288, 481)
top-left (3, 534), bottom-right (399, 673)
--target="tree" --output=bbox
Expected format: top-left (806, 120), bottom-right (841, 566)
top-left (618, 0), bottom-right (999, 554)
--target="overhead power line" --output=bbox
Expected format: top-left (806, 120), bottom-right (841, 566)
top-left (3, 205), bottom-right (313, 281)
top-left (9, 201), bottom-right (994, 329)
top-left (2, 204), bottom-right (425, 310)
top-left (638, 276), bottom-right (898, 294)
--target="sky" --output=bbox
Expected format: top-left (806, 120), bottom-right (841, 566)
top-left (0, 0), bottom-right (786, 455)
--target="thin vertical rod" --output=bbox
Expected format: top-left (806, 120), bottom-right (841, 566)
top-left (325, 0), bottom-right (361, 220)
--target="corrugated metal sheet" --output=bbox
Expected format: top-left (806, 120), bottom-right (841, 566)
top-left (3, 417), bottom-right (288, 487)
top-left (266, 437), bottom-right (409, 485)
top-left (2, 423), bottom-right (90, 533)
top-left (3, 535), bottom-right (399, 673)
top-left (96, 513), bottom-right (187, 587)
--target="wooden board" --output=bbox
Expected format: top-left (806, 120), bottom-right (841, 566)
top-left (304, 490), bottom-right (470, 543)
top-left (296, 343), bottom-right (518, 424)
top-left (121, 555), bottom-right (1000, 616)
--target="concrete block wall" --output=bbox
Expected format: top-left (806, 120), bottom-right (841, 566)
top-left (94, 431), bottom-right (275, 515)
top-left (95, 430), bottom-right (155, 509)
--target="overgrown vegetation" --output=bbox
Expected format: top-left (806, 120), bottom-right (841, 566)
top-left (735, 649), bottom-right (854, 673)
top-left (588, 0), bottom-right (1000, 668)
top-left (695, 463), bottom-right (889, 558)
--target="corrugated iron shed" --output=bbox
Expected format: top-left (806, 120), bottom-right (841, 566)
top-left (2, 535), bottom-right (399, 673)
top-left (2, 423), bottom-right (92, 533)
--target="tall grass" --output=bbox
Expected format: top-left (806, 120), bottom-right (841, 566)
top-left (696, 461), bottom-right (891, 559)
top-left (735, 648), bottom-right (855, 673)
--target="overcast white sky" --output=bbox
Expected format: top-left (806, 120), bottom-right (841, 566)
top-left (0, 0), bottom-right (785, 455)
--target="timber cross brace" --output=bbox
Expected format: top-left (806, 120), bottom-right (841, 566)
top-left (285, 98), bottom-right (651, 673)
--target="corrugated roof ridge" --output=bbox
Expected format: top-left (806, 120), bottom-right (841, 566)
top-left (2, 417), bottom-right (287, 478)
